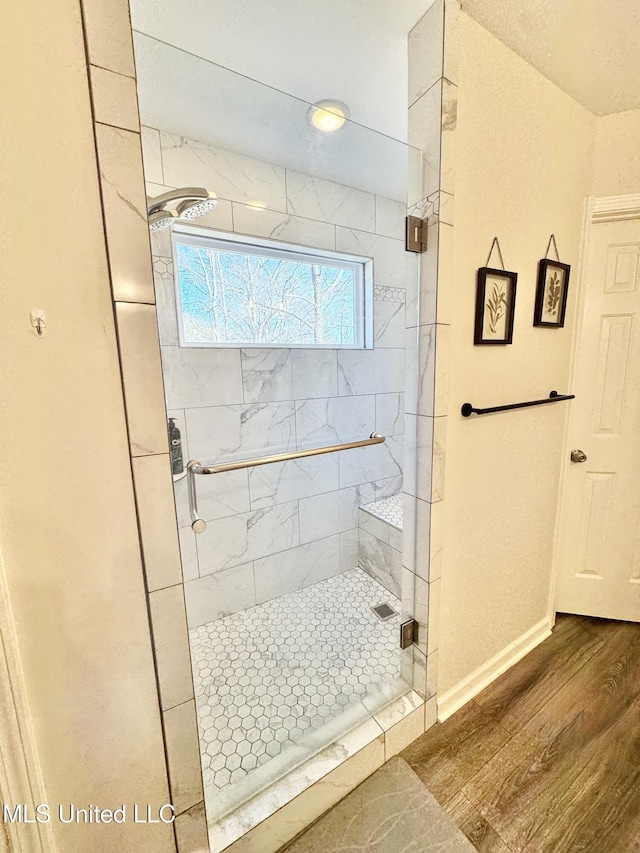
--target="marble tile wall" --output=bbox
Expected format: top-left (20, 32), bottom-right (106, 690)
top-left (358, 503), bottom-right (403, 598)
top-left (142, 129), bottom-right (409, 630)
top-left (358, 527), bottom-right (402, 599)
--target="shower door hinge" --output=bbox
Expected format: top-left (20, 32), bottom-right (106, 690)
top-left (405, 216), bottom-right (428, 253)
top-left (399, 618), bottom-right (419, 649)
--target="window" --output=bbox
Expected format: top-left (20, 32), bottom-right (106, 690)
top-left (172, 226), bottom-right (372, 348)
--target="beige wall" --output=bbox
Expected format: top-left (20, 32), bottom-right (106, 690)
top-left (0, 2), bottom-right (174, 850)
top-left (593, 109), bottom-right (640, 196)
top-left (437, 13), bottom-right (595, 695)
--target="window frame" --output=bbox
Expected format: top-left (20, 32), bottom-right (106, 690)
top-left (171, 223), bottom-right (374, 350)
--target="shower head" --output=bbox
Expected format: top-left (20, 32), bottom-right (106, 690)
top-left (176, 196), bottom-right (219, 219)
top-left (148, 209), bottom-right (177, 232)
top-left (147, 187), bottom-right (218, 230)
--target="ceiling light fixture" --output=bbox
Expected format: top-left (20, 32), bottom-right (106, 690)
top-left (310, 99), bottom-right (351, 132)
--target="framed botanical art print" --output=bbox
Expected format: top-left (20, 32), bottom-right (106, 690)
top-left (474, 267), bottom-right (518, 345)
top-left (534, 259), bottom-right (570, 327)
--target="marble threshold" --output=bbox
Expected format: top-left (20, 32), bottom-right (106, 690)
top-left (211, 688), bottom-right (425, 853)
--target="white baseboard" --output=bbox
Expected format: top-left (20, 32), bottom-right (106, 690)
top-left (437, 617), bottom-right (552, 722)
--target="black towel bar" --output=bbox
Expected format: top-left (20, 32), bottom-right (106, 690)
top-left (461, 390), bottom-right (575, 417)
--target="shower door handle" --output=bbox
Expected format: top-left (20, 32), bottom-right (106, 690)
top-left (187, 461), bottom-right (207, 533)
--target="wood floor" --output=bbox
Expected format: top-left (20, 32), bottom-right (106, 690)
top-left (401, 614), bottom-right (640, 853)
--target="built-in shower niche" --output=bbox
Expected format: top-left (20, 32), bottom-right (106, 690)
top-left (139, 33), bottom-right (423, 846)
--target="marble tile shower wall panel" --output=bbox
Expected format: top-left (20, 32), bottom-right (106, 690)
top-left (295, 396), bottom-right (376, 447)
top-left (253, 536), bottom-right (343, 603)
top-left (335, 228), bottom-right (409, 289)
top-left (160, 132), bottom-right (288, 211)
top-left (338, 437), bottom-right (404, 489)
top-left (142, 129), bottom-right (409, 625)
top-left (337, 349), bottom-right (405, 397)
top-left (185, 403), bottom-right (297, 463)
top-left (248, 455), bottom-right (340, 509)
top-left (286, 170), bottom-right (376, 231)
top-left (233, 203), bottom-right (337, 250)
top-left (358, 529), bottom-right (402, 598)
top-left (196, 500), bottom-right (300, 575)
top-left (162, 346), bottom-right (244, 409)
top-left (376, 393), bottom-right (405, 437)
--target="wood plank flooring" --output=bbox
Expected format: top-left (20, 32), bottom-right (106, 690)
top-left (401, 615), bottom-right (640, 853)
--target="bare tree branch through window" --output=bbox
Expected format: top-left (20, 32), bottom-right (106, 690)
top-left (175, 239), bottom-right (366, 347)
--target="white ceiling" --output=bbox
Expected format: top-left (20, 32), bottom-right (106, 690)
top-left (461, 0), bottom-right (640, 116)
top-left (130, 0), bottom-right (434, 141)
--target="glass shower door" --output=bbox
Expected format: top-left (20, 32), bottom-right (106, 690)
top-left (137, 31), bottom-right (424, 838)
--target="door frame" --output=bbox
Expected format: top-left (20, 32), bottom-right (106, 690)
top-left (549, 193), bottom-right (640, 623)
top-left (0, 550), bottom-right (52, 853)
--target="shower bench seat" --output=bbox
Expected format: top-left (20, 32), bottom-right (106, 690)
top-left (358, 494), bottom-right (403, 599)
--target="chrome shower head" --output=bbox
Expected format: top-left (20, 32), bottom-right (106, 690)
top-left (147, 187), bottom-right (218, 230)
top-left (176, 194), bottom-right (218, 219)
top-left (148, 209), bottom-right (177, 231)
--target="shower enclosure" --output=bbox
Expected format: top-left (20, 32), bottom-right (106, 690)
top-left (134, 30), bottom-right (427, 849)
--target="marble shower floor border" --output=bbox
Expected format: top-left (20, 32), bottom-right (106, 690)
top-left (208, 688), bottom-right (425, 853)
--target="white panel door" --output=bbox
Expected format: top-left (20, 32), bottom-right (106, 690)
top-left (555, 209), bottom-right (640, 621)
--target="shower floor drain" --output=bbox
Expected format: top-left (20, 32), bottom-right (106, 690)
top-left (372, 602), bottom-right (397, 621)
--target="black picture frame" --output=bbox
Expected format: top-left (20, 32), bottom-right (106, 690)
top-left (474, 267), bottom-right (518, 345)
top-left (534, 259), bottom-right (570, 328)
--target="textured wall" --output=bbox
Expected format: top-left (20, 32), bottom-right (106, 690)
top-left (437, 12), bottom-right (595, 697)
top-left (592, 109), bottom-right (640, 196)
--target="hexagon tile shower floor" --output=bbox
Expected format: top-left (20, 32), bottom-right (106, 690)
top-left (189, 567), bottom-right (406, 820)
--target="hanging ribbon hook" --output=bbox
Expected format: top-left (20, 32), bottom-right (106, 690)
top-left (486, 237), bottom-right (505, 270)
top-left (545, 234), bottom-right (560, 261)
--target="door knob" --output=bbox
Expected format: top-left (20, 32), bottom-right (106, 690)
top-left (570, 449), bottom-right (587, 463)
